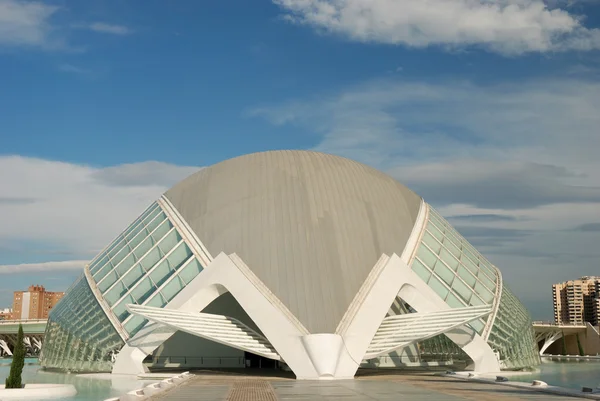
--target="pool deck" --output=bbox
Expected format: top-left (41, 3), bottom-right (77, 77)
top-left (149, 371), bottom-right (593, 401)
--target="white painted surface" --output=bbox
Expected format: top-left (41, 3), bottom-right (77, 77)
top-left (128, 305), bottom-right (280, 360)
top-left (21, 292), bottom-right (30, 320)
top-left (301, 334), bottom-right (344, 378)
top-left (0, 384), bottom-right (77, 400)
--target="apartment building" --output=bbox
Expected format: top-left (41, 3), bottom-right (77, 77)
top-left (12, 285), bottom-right (64, 320)
top-left (553, 276), bottom-right (600, 326)
top-left (0, 308), bottom-right (11, 320)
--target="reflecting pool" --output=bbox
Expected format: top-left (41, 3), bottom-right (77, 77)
top-left (0, 358), bottom-right (157, 401)
top-left (510, 358), bottom-right (600, 390)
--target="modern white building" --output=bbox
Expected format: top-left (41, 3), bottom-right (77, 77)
top-left (40, 150), bottom-right (540, 379)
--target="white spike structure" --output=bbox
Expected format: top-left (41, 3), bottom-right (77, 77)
top-left (365, 305), bottom-right (493, 359)
top-left (127, 305), bottom-right (280, 360)
top-left (39, 150), bottom-right (541, 378)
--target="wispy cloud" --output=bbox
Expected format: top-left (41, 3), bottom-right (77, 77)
top-left (0, 260), bottom-right (88, 274)
top-left (0, 0), bottom-right (63, 49)
top-left (273, 0), bottom-right (600, 55)
top-left (86, 22), bottom-right (131, 35)
top-left (571, 222), bottom-right (600, 232)
top-left (249, 76), bottom-right (600, 318)
top-left (0, 156), bottom-right (199, 263)
top-left (57, 63), bottom-right (90, 75)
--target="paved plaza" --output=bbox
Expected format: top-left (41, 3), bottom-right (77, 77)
top-left (150, 372), bottom-right (589, 401)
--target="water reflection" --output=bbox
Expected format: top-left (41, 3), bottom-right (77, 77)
top-left (1, 358), bottom-right (157, 401)
top-left (511, 359), bottom-right (600, 390)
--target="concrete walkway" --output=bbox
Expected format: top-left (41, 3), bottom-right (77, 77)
top-left (150, 372), bottom-right (590, 401)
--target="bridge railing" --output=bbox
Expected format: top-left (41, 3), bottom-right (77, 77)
top-left (0, 319), bottom-right (47, 325)
top-left (532, 320), bottom-right (587, 327)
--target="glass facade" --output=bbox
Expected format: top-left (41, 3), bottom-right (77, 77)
top-left (39, 276), bottom-right (124, 372)
top-left (41, 201), bottom-right (206, 372)
top-left (412, 205), bottom-right (540, 369)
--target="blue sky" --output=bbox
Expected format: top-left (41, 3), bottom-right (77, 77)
top-left (1, 0), bottom-right (600, 319)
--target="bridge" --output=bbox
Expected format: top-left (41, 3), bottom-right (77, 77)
top-left (533, 321), bottom-right (599, 356)
top-left (0, 319), bottom-right (47, 357)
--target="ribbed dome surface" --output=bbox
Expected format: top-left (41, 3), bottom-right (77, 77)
top-left (164, 150), bottom-right (422, 333)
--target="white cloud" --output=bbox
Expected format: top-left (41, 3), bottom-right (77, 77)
top-left (87, 22), bottom-right (131, 35)
top-left (273, 0), bottom-right (600, 55)
top-left (0, 0), bottom-right (61, 48)
top-left (0, 260), bottom-right (88, 274)
top-left (57, 63), bottom-right (90, 74)
top-left (0, 156), bottom-right (199, 269)
top-left (249, 76), bottom-right (600, 318)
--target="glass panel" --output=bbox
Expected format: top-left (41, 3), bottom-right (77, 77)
top-left (469, 293), bottom-right (484, 306)
top-left (433, 260), bottom-right (454, 286)
top-left (104, 281), bottom-right (127, 306)
top-left (469, 318), bottom-right (485, 334)
top-left (131, 276), bottom-right (157, 304)
top-left (178, 258), bottom-right (203, 284)
top-left (479, 272), bottom-right (496, 291)
top-left (110, 244), bottom-right (131, 268)
top-left (428, 274), bottom-right (449, 300)
top-left (411, 259), bottom-right (431, 283)
top-left (422, 232), bottom-right (441, 254)
top-left (140, 247), bottom-right (162, 271)
top-left (152, 220), bottom-right (172, 241)
top-left (98, 270), bottom-right (119, 293)
top-left (121, 264), bottom-right (145, 290)
top-left (451, 278), bottom-right (472, 303)
top-left (113, 294), bottom-right (135, 321)
top-left (461, 256), bottom-right (479, 276)
top-left (146, 212), bottom-right (166, 233)
top-left (443, 238), bottom-right (461, 258)
top-left (166, 242), bottom-right (192, 271)
top-left (427, 222), bottom-right (444, 241)
top-left (149, 259), bottom-right (173, 289)
top-left (474, 281), bottom-right (495, 303)
top-left (134, 235), bottom-right (154, 259)
top-left (127, 228), bottom-right (148, 251)
top-left (124, 316), bottom-right (148, 337)
top-left (146, 292), bottom-right (167, 308)
top-left (417, 245), bottom-right (437, 268)
top-left (115, 253), bottom-right (137, 276)
top-left (457, 265), bottom-right (477, 288)
top-left (445, 292), bottom-right (465, 308)
top-left (93, 262), bottom-right (113, 283)
top-left (158, 230), bottom-right (181, 254)
top-left (439, 248), bottom-right (459, 271)
top-left (161, 275), bottom-right (185, 302)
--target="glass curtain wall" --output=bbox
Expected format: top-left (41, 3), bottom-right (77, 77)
top-left (87, 201), bottom-right (205, 338)
top-left (411, 205), bottom-right (539, 370)
top-left (40, 276), bottom-right (124, 372)
top-left (41, 201), bottom-right (207, 372)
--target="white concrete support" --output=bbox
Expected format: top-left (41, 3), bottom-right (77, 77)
top-left (538, 330), bottom-right (563, 355)
top-left (0, 339), bottom-right (11, 356)
top-left (32, 338), bottom-right (42, 352)
top-left (336, 253), bottom-right (500, 376)
top-left (127, 305), bottom-right (280, 360)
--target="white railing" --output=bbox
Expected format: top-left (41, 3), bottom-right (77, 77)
top-left (0, 319), bottom-right (47, 324)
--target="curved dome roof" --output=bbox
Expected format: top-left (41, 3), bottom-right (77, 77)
top-left (164, 150), bottom-right (422, 333)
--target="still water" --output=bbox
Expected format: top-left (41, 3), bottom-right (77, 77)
top-left (511, 358), bottom-right (600, 390)
top-left (2, 358), bottom-right (600, 400)
top-left (0, 358), bottom-right (156, 401)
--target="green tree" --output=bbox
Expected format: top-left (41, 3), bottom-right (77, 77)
top-left (5, 324), bottom-right (25, 389)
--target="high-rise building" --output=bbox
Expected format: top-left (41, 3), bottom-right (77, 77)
top-left (553, 276), bottom-right (600, 326)
top-left (12, 285), bottom-right (64, 320)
